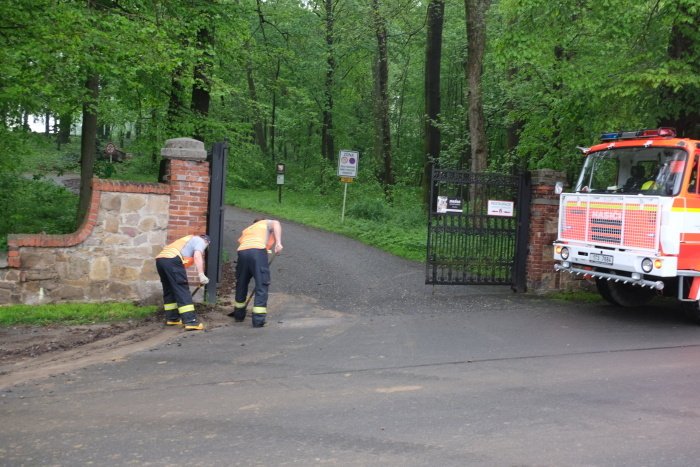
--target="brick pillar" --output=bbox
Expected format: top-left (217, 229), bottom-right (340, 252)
top-left (526, 169), bottom-right (567, 292)
top-left (160, 138), bottom-right (210, 243)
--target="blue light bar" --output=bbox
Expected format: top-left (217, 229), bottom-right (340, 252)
top-left (600, 132), bottom-right (620, 141)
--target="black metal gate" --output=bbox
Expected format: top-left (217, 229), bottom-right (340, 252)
top-left (426, 168), bottom-right (531, 291)
top-left (204, 141), bottom-right (229, 303)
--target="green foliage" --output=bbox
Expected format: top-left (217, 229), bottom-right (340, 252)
top-left (2, 0), bottom-right (699, 217)
top-left (346, 197), bottom-right (390, 221)
top-left (0, 174), bottom-right (78, 251)
top-left (0, 302), bottom-right (157, 326)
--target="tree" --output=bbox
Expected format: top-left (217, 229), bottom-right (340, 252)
top-left (423, 0), bottom-right (444, 206)
top-left (372, 0), bottom-right (395, 197)
top-left (464, 0), bottom-right (491, 174)
top-left (657, 0), bottom-right (700, 138)
top-left (321, 0), bottom-right (336, 162)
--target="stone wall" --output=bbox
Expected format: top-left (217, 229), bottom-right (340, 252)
top-left (0, 138), bottom-right (210, 305)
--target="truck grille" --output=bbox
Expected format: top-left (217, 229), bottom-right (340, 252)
top-left (559, 194), bottom-right (660, 250)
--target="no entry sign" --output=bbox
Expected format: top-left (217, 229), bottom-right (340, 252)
top-left (337, 150), bottom-right (359, 178)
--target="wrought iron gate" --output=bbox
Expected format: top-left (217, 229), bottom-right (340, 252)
top-left (426, 168), bottom-right (531, 291)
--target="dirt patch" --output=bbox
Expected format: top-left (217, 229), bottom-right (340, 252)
top-left (0, 261), bottom-right (238, 389)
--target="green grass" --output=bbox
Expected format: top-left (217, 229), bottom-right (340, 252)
top-left (0, 302), bottom-right (157, 326)
top-left (547, 290), bottom-right (602, 302)
top-left (228, 187), bottom-right (428, 262)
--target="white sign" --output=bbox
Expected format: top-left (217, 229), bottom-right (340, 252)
top-left (276, 174), bottom-right (284, 185)
top-left (338, 150), bottom-right (359, 177)
top-left (487, 200), bottom-right (514, 217)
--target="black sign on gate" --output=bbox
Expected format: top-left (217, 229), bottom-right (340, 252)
top-left (426, 167), bottom-right (531, 292)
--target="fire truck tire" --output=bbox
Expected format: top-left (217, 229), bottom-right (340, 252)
top-left (682, 302), bottom-right (700, 324)
top-left (598, 279), bottom-right (655, 307)
top-left (595, 278), bottom-right (620, 306)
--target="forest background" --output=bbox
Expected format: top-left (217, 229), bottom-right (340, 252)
top-left (1, 0), bottom-right (699, 255)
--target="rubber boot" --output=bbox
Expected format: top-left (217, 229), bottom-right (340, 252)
top-left (180, 311), bottom-right (204, 331)
top-left (227, 307), bottom-right (247, 322)
top-left (165, 312), bottom-right (182, 326)
top-left (252, 312), bottom-right (266, 328)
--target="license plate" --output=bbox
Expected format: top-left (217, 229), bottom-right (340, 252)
top-left (590, 253), bottom-right (613, 265)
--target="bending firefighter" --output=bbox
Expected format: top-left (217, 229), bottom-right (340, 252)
top-left (155, 234), bottom-right (211, 331)
top-left (229, 219), bottom-right (283, 327)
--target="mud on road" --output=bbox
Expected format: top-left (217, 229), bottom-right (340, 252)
top-left (0, 262), bottom-right (238, 389)
top-left (0, 305), bottom-right (236, 389)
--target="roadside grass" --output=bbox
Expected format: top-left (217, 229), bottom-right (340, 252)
top-left (228, 187), bottom-right (427, 262)
top-left (547, 290), bottom-right (602, 302)
top-left (0, 302), bottom-right (157, 326)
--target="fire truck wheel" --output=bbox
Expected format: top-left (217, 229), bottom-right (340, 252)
top-left (595, 278), bottom-right (620, 306)
top-left (682, 302), bottom-right (700, 324)
top-left (599, 279), bottom-right (656, 307)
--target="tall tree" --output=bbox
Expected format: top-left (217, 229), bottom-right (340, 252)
top-left (77, 73), bottom-right (99, 224)
top-left (464, 0), bottom-right (491, 173)
top-left (657, 0), bottom-right (700, 138)
top-left (372, 0), bottom-right (394, 196)
top-left (423, 0), bottom-right (445, 205)
top-left (191, 24), bottom-right (213, 143)
top-left (321, 0), bottom-right (336, 162)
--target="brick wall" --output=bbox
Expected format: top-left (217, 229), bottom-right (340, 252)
top-left (525, 169), bottom-right (582, 292)
top-left (0, 138), bottom-right (210, 305)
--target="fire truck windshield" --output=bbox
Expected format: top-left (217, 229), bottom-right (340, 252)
top-left (575, 147), bottom-right (687, 196)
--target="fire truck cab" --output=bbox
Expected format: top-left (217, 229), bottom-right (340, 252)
top-left (553, 128), bottom-right (700, 319)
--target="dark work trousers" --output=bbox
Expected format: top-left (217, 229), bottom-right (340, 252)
top-left (156, 257), bottom-right (193, 310)
top-left (235, 248), bottom-right (270, 309)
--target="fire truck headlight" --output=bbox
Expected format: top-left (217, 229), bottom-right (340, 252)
top-left (641, 258), bottom-right (653, 273)
top-left (560, 247), bottom-right (570, 260)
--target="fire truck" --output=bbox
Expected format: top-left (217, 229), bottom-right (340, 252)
top-left (552, 128), bottom-right (700, 319)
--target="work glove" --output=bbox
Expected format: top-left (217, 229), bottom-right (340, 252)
top-left (198, 273), bottom-right (209, 285)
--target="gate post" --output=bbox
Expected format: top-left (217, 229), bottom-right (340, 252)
top-left (160, 138), bottom-right (209, 242)
top-left (205, 141), bottom-right (228, 304)
top-left (526, 169), bottom-right (566, 292)
top-left (160, 138), bottom-right (210, 291)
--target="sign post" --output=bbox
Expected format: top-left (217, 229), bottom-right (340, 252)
top-left (105, 142), bottom-right (116, 163)
top-left (276, 163), bottom-right (285, 203)
top-left (337, 150), bottom-right (359, 222)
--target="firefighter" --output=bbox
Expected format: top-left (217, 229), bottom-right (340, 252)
top-left (229, 219), bottom-right (283, 327)
top-left (155, 234), bottom-right (210, 331)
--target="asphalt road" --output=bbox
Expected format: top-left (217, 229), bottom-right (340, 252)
top-left (3, 206), bottom-right (700, 466)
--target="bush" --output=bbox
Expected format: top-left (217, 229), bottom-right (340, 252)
top-left (1, 174), bottom-right (78, 251)
top-left (346, 198), bottom-right (390, 221)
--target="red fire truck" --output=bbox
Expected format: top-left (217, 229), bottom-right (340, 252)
top-left (553, 128), bottom-right (700, 319)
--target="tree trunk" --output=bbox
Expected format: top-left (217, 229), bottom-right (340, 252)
top-left (464, 0), bottom-right (491, 174)
top-left (321, 0), bottom-right (336, 162)
top-left (271, 58), bottom-right (281, 161)
top-left (167, 65), bottom-right (185, 135)
top-left (191, 26), bottom-right (213, 142)
top-left (658, 1), bottom-right (700, 138)
top-left (77, 73), bottom-right (99, 225)
top-left (57, 113), bottom-right (72, 147)
top-left (246, 53), bottom-right (268, 156)
top-left (372, 0), bottom-right (394, 198)
top-left (423, 0), bottom-right (444, 207)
